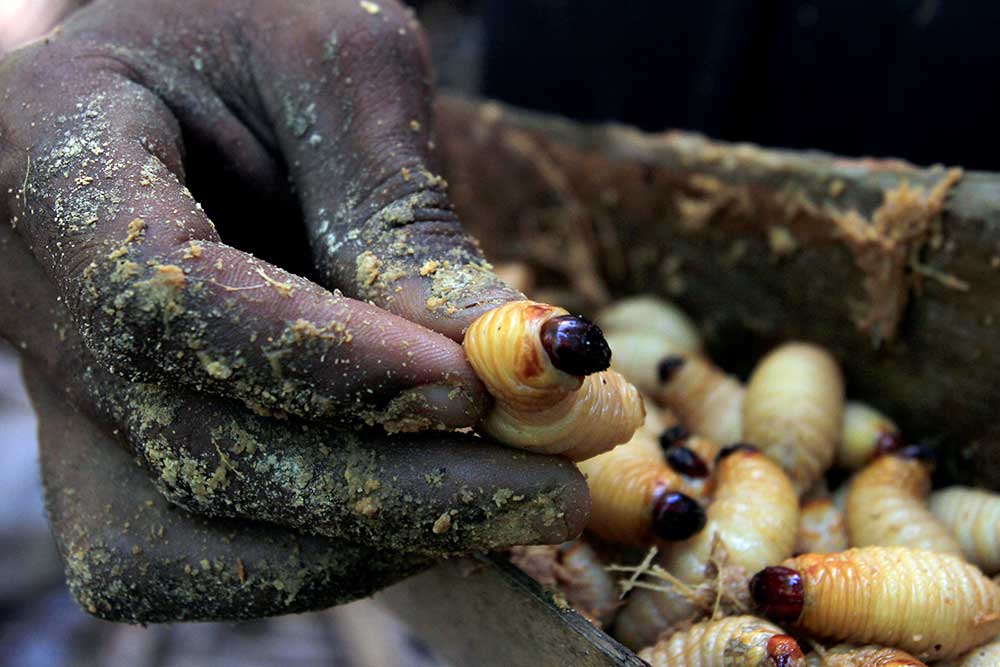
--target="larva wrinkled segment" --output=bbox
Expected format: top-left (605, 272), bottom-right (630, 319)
top-left (578, 429), bottom-right (705, 544)
top-left (837, 401), bottom-right (901, 470)
top-left (939, 640), bottom-right (1000, 667)
top-left (464, 300), bottom-right (644, 460)
top-left (804, 645), bottom-right (927, 667)
top-left (663, 449), bottom-right (799, 583)
top-left (743, 343), bottom-right (844, 494)
top-left (596, 296), bottom-right (703, 355)
top-left (638, 616), bottom-right (805, 667)
top-left (484, 367), bottom-right (645, 460)
top-left (846, 456), bottom-right (961, 554)
top-left (795, 498), bottom-right (848, 555)
top-left (658, 353), bottom-right (745, 446)
top-left (930, 487), bottom-right (1000, 574)
top-left (782, 547), bottom-right (1000, 660)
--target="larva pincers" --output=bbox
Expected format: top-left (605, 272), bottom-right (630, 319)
top-left (846, 451), bottom-right (961, 555)
top-left (463, 300), bottom-right (644, 460)
top-left (930, 486), bottom-right (1000, 575)
top-left (637, 615), bottom-right (805, 667)
top-left (743, 342), bottom-right (844, 494)
top-left (751, 546), bottom-right (1000, 660)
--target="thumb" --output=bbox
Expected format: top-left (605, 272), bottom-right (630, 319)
top-left (245, 0), bottom-right (519, 341)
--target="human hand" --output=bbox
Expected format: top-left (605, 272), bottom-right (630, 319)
top-left (0, 0), bottom-right (589, 621)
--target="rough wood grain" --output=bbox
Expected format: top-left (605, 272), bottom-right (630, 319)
top-left (434, 95), bottom-right (1000, 490)
top-left (378, 554), bottom-right (645, 667)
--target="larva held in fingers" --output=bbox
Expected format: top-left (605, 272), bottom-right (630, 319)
top-left (837, 401), bottom-right (904, 470)
top-left (929, 487), bottom-right (1000, 575)
top-left (751, 546), bottom-right (1000, 660)
top-left (577, 428), bottom-right (708, 544)
top-left (804, 645), bottom-right (927, 667)
top-left (463, 300), bottom-right (644, 460)
top-left (742, 342), bottom-right (844, 494)
top-left (596, 295), bottom-right (703, 354)
top-left (795, 497), bottom-right (848, 555)
top-left (509, 539), bottom-right (619, 627)
top-left (846, 451), bottom-right (961, 555)
top-left (637, 615), bottom-right (805, 667)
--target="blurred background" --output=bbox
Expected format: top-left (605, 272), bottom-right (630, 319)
top-left (3, 1), bottom-right (1000, 665)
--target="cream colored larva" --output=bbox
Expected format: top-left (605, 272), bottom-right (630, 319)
top-left (846, 453), bottom-right (962, 555)
top-left (804, 645), bottom-right (927, 667)
top-left (937, 639), bottom-right (1000, 667)
top-left (463, 300), bottom-right (644, 460)
top-left (614, 445), bottom-right (798, 649)
top-left (742, 342), bottom-right (844, 494)
top-left (509, 539), bottom-right (619, 627)
top-left (661, 445), bottom-right (799, 584)
top-left (837, 401), bottom-right (903, 470)
top-left (751, 546), bottom-right (1000, 660)
top-left (930, 487), bottom-right (1000, 575)
top-left (596, 295), bottom-right (703, 355)
top-left (654, 351), bottom-right (745, 446)
top-left (638, 615), bottom-right (805, 667)
top-left (577, 424), bottom-right (711, 545)
top-left (795, 497), bottom-right (848, 555)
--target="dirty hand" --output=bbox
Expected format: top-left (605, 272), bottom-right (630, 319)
top-left (0, 0), bottom-right (589, 622)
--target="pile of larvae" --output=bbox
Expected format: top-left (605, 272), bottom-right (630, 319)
top-left (501, 295), bottom-right (1000, 667)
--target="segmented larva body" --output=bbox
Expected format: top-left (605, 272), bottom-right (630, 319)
top-left (759, 547), bottom-right (1000, 660)
top-left (557, 540), bottom-right (620, 626)
top-left (509, 540), bottom-right (619, 627)
top-left (930, 487), bottom-right (1000, 574)
top-left (939, 640), bottom-right (1000, 667)
top-left (656, 352), bottom-right (745, 446)
top-left (742, 343), bottom-right (844, 494)
top-left (795, 498), bottom-right (848, 555)
top-left (577, 427), bottom-right (709, 545)
top-left (804, 645), bottom-right (927, 667)
top-left (846, 454), bottom-right (961, 555)
top-left (463, 300), bottom-right (644, 460)
top-left (662, 446), bottom-right (799, 584)
top-left (837, 401), bottom-right (903, 470)
top-left (603, 328), bottom-right (688, 397)
top-left (637, 616), bottom-right (805, 667)
top-left (596, 296), bottom-right (703, 355)
top-left (615, 446), bottom-right (797, 650)
top-left (613, 582), bottom-right (710, 651)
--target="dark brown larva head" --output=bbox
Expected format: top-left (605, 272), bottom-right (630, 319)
top-left (657, 355), bottom-right (686, 383)
top-left (750, 566), bottom-right (804, 623)
top-left (874, 430), bottom-right (905, 457)
top-left (658, 425), bottom-right (690, 449)
top-left (716, 442), bottom-right (759, 463)
top-left (766, 635), bottom-right (804, 667)
top-left (650, 490), bottom-right (706, 541)
top-left (666, 446), bottom-right (710, 478)
top-left (896, 442), bottom-right (937, 465)
top-left (539, 315), bottom-right (612, 376)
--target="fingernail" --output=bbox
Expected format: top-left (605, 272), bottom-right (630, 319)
top-left (382, 383), bottom-right (484, 432)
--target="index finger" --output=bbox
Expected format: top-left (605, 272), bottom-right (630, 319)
top-left (1, 37), bottom-right (485, 428)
